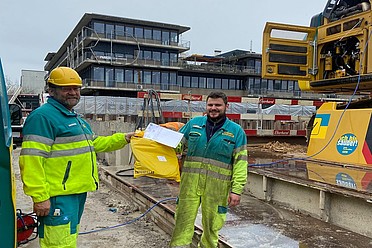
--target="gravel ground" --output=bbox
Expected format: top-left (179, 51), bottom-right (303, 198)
top-left (13, 148), bottom-right (171, 248)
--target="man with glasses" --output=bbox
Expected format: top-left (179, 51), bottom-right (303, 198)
top-left (19, 67), bottom-right (134, 248)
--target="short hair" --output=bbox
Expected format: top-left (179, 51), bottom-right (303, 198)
top-left (206, 91), bottom-right (228, 104)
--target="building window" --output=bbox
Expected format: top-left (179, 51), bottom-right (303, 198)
top-left (93, 22), bottom-right (105, 34)
top-left (222, 79), bottom-right (228, 89)
top-left (268, 80), bottom-right (274, 91)
top-left (294, 81), bottom-right (299, 91)
top-left (162, 52), bottom-right (170, 66)
top-left (125, 69), bottom-right (133, 83)
top-left (261, 79), bottom-right (267, 90)
top-left (144, 50), bottom-right (151, 60)
top-left (191, 77), bottom-right (198, 88)
top-left (153, 71), bottom-right (160, 84)
top-left (105, 68), bottom-right (114, 87)
top-left (215, 78), bottom-right (222, 89)
top-left (125, 26), bottom-right (134, 37)
top-left (161, 72), bottom-right (169, 90)
top-left (143, 71), bottom-right (152, 84)
top-left (170, 53), bottom-right (178, 64)
top-left (183, 76), bottom-right (191, 87)
top-left (281, 80), bottom-right (288, 90)
top-left (134, 70), bottom-right (142, 83)
top-left (93, 67), bottom-right (104, 81)
top-left (274, 80), bottom-right (281, 90)
top-left (207, 78), bottom-right (214, 88)
top-left (162, 31), bottom-right (170, 45)
top-left (177, 75), bottom-right (183, 86)
top-left (288, 80), bottom-right (294, 91)
top-left (170, 72), bottom-right (177, 85)
top-left (170, 32), bottom-right (178, 43)
top-left (106, 24), bottom-right (115, 39)
top-left (153, 29), bottom-right (161, 41)
top-left (135, 27), bottom-right (143, 38)
top-left (229, 79), bottom-right (236, 89)
top-left (254, 78), bottom-right (261, 89)
top-left (115, 25), bottom-right (125, 37)
top-left (144, 28), bottom-right (152, 39)
top-left (248, 78), bottom-right (254, 90)
top-left (255, 60), bottom-right (262, 74)
top-left (135, 50), bottom-right (143, 60)
top-left (200, 77), bottom-right (206, 88)
top-left (115, 69), bottom-right (124, 83)
top-left (153, 51), bottom-right (161, 61)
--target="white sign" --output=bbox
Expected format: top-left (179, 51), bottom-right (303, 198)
top-left (144, 123), bottom-right (184, 148)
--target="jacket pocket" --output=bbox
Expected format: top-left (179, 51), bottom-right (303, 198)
top-left (62, 161), bottom-right (72, 190)
top-left (187, 131), bottom-right (201, 155)
top-left (217, 139), bottom-right (235, 158)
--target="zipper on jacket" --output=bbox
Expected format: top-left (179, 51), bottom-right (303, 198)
top-left (76, 117), bottom-right (98, 190)
top-left (62, 161), bottom-right (72, 190)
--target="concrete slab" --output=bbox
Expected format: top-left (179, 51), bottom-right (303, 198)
top-left (101, 165), bottom-right (372, 248)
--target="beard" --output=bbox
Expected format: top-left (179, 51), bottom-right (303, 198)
top-left (207, 110), bottom-right (226, 123)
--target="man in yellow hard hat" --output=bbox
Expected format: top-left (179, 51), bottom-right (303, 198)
top-left (19, 67), bottom-right (134, 248)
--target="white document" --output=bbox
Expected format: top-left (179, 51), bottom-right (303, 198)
top-left (144, 123), bottom-right (184, 148)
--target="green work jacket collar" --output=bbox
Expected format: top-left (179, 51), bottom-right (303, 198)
top-left (47, 97), bottom-right (78, 117)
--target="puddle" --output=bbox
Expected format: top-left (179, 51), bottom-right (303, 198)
top-left (220, 224), bottom-right (299, 248)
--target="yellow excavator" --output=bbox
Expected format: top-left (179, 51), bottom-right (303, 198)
top-left (262, 0), bottom-right (372, 168)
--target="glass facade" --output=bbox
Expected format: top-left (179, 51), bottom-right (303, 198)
top-left (74, 18), bottom-right (302, 96)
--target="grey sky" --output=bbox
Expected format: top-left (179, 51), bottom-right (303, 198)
top-left (1, 0), bottom-right (326, 83)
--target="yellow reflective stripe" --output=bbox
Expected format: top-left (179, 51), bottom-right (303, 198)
top-left (54, 134), bottom-right (93, 144)
top-left (182, 167), bottom-right (232, 181)
top-left (49, 146), bottom-right (94, 158)
top-left (236, 154), bottom-right (248, 161)
top-left (186, 156), bottom-right (232, 170)
top-left (22, 134), bottom-right (54, 146)
top-left (20, 148), bottom-right (49, 158)
top-left (234, 145), bottom-right (247, 154)
top-left (21, 140), bottom-right (51, 153)
top-left (52, 140), bottom-right (93, 152)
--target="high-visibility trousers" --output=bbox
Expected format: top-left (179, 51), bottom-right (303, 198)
top-left (38, 193), bottom-right (87, 248)
top-left (170, 194), bottom-right (227, 248)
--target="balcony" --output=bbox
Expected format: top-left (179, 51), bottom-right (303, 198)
top-left (82, 79), bottom-right (181, 93)
top-left (179, 62), bottom-right (260, 76)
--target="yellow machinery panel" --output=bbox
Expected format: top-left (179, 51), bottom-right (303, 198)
top-left (262, 22), bottom-right (316, 82)
top-left (307, 102), bottom-right (372, 167)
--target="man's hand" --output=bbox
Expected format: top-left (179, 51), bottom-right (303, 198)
top-left (34, 199), bottom-right (51, 216)
top-left (228, 192), bottom-right (241, 207)
top-left (125, 132), bottom-right (135, 143)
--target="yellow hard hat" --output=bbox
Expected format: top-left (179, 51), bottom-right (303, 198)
top-left (47, 67), bottom-right (82, 86)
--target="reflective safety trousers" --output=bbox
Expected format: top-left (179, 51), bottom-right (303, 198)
top-left (170, 116), bottom-right (248, 248)
top-left (19, 97), bottom-right (128, 203)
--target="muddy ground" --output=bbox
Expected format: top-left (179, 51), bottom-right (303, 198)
top-left (14, 148), bottom-right (171, 248)
top-left (15, 141), bottom-right (308, 248)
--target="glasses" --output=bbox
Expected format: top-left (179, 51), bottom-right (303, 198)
top-left (58, 86), bottom-right (81, 93)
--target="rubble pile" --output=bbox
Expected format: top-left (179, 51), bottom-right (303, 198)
top-left (260, 141), bottom-right (307, 155)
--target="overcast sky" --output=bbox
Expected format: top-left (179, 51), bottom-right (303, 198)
top-left (1, 0), bottom-right (326, 83)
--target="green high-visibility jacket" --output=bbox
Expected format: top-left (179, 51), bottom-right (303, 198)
top-left (19, 97), bottom-right (128, 203)
top-left (179, 116), bottom-right (248, 198)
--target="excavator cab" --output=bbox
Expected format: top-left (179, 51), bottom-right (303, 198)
top-left (262, 0), bottom-right (372, 93)
top-left (262, 1), bottom-right (372, 167)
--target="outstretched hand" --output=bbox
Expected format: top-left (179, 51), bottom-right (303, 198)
top-left (125, 132), bottom-right (135, 143)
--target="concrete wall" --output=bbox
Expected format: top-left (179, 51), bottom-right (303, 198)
top-left (246, 170), bottom-right (372, 238)
top-left (88, 120), bottom-right (135, 166)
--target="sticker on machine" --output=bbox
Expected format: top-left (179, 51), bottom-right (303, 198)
top-left (336, 133), bottom-right (358, 155)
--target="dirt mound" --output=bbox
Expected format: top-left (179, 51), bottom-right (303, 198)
top-left (250, 141), bottom-right (308, 158)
